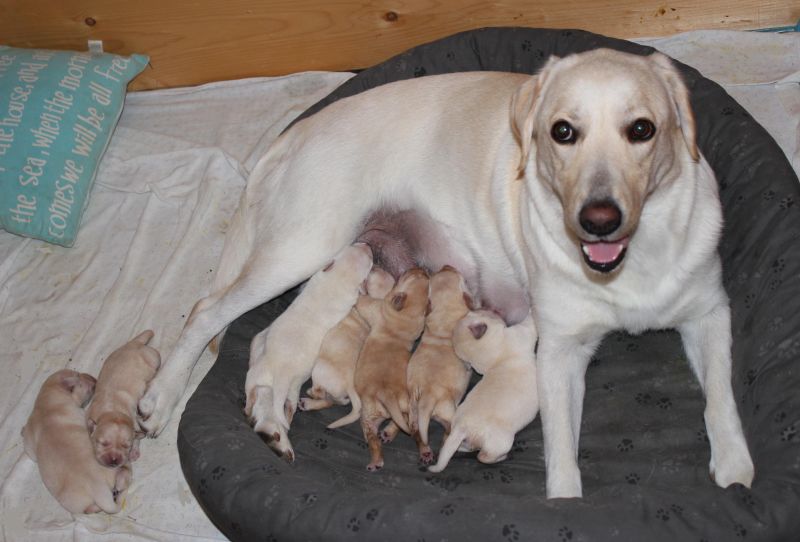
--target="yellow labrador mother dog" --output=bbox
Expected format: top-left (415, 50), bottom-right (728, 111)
top-left (139, 49), bottom-right (754, 498)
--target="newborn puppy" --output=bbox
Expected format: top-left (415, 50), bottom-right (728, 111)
top-left (22, 370), bottom-right (131, 514)
top-left (87, 330), bottom-right (161, 467)
top-left (346, 268), bottom-right (430, 471)
top-left (407, 266), bottom-right (473, 464)
top-left (428, 310), bottom-right (538, 473)
top-left (244, 243), bottom-right (373, 461)
top-left (299, 268), bottom-right (395, 414)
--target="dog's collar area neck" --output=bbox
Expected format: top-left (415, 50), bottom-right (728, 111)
top-left (580, 236), bottom-right (629, 273)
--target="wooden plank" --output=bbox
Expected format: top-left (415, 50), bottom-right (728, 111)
top-left (1, 0), bottom-right (797, 90)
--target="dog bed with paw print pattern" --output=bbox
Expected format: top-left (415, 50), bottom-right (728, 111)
top-left (178, 28), bottom-right (800, 541)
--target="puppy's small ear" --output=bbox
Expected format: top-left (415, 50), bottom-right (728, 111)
top-left (322, 260), bottom-right (335, 272)
top-left (391, 292), bottom-right (407, 311)
top-left (469, 322), bottom-right (488, 340)
top-left (463, 292), bottom-right (476, 310)
top-left (59, 372), bottom-right (80, 393)
top-left (650, 52), bottom-right (699, 162)
top-left (87, 418), bottom-right (97, 436)
top-left (510, 57), bottom-right (556, 177)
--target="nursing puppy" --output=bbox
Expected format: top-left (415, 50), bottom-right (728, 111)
top-left (22, 370), bottom-right (131, 514)
top-left (87, 330), bottom-right (161, 467)
top-left (346, 268), bottom-right (429, 471)
top-left (407, 266), bottom-right (473, 464)
top-left (429, 311), bottom-right (538, 472)
top-left (244, 243), bottom-right (373, 461)
top-left (141, 49), bottom-right (754, 500)
top-left (299, 267), bottom-right (395, 414)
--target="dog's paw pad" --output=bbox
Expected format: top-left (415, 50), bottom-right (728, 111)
top-left (670, 504), bottom-right (684, 515)
top-left (357, 441), bottom-right (368, 450)
top-left (603, 382), bottom-right (615, 392)
top-left (365, 508), bottom-right (379, 521)
top-left (502, 523), bottom-right (520, 542)
top-left (419, 450), bottom-right (435, 465)
top-left (198, 478), bottom-right (208, 495)
top-left (301, 493), bottom-right (317, 505)
top-left (521, 39), bottom-right (532, 52)
top-left (440, 503), bottom-right (455, 516)
top-left (482, 470), bottom-right (495, 481)
top-left (512, 439), bottom-right (528, 453)
top-left (499, 469), bottom-right (513, 483)
top-left (722, 106), bottom-right (734, 116)
top-left (696, 428), bottom-right (709, 443)
top-left (655, 508), bottom-right (670, 521)
top-left (617, 438), bottom-right (634, 452)
top-left (211, 465), bottom-right (227, 480)
top-left (346, 518), bottom-right (361, 532)
top-left (635, 392), bottom-right (651, 405)
top-left (734, 522), bottom-right (747, 537)
top-left (558, 526), bottom-right (574, 541)
top-left (781, 424), bottom-right (796, 442)
top-left (413, 66), bottom-right (427, 78)
top-left (625, 342), bottom-right (639, 352)
top-left (781, 196), bottom-right (796, 210)
top-left (313, 438), bottom-right (328, 450)
top-left (625, 472), bottom-right (640, 484)
top-left (774, 411), bottom-right (787, 423)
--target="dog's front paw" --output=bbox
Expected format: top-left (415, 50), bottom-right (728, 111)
top-left (546, 464), bottom-right (583, 499)
top-left (710, 450), bottom-right (755, 489)
top-left (137, 377), bottom-right (181, 437)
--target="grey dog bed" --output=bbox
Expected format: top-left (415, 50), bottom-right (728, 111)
top-left (178, 28), bottom-right (800, 541)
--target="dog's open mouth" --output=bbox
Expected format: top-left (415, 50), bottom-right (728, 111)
top-left (580, 236), bottom-right (629, 273)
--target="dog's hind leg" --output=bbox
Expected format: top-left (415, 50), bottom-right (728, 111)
top-left (427, 427), bottom-right (467, 473)
top-left (138, 234), bottom-right (352, 436)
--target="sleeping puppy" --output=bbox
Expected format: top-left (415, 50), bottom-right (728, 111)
top-left (87, 330), bottom-right (161, 467)
top-left (244, 243), bottom-right (373, 461)
top-left (406, 266), bottom-right (473, 464)
top-left (299, 267), bottom-right (395, 414)
top-left (343, 268), bottom-right (429, 471)
top-left (429, 311), bottom-right (538, 473)
top-left (22, 370), bottom-right (131, 514)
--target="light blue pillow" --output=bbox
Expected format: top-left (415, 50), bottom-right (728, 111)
top-left (0, 46), bottom-right (148, 246)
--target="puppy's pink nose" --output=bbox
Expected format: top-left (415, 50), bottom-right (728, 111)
top-left (103, 453), bottom-right (123, 467)
top-left (579, 200), bottom-right (622, 237)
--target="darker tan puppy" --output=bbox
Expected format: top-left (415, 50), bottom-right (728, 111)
top-left (22, 369), bottom-right (131, 514)
top-left (87, 330), bottom-right (161, 467)
top-left (407, 266), bottom-right (474, 464)
top-left (352, 268), bottom-right (429, 471)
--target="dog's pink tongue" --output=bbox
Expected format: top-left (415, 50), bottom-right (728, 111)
top-left (583, 238), bottom-right (629, 263)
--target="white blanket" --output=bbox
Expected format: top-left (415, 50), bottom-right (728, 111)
top-left (0, 30), bottom-right (797, 541)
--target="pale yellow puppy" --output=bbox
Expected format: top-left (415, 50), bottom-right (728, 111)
top-left (407, 266), bottom-right (474, 464)
top-left (429, 310), bottom-right (538, 473)
top-left (22, 369), bottom-right (131, 514)
top-left (87, 330), bottom-right (161, 467)
top-left (299, 267), bottom-right (395, 414)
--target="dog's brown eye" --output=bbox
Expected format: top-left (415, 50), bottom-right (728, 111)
top-left (628, 119), bottom-right (655, 142)
top-left (551, 121), bottom-right (577, 144)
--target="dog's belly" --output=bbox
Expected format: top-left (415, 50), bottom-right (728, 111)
top-left (357, 208), bottom-right (529, 323)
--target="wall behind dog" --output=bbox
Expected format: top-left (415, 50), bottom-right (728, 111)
top-left (1, 0), bottom-right (798, 90)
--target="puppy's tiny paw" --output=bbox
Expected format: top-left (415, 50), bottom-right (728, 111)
top-left (298, 398), bottom-right (310, 411)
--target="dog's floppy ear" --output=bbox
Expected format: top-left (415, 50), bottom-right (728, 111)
top-left (468, 322), bottom-right (488, 340)
top-left (510, 57), bottom-right (557, 176)
top-left (650, 52), bottom-right (699, 162)
top-left (87, 418), bottom-right (97, 436)
top-left (391, 292), bottom-right (407, 311)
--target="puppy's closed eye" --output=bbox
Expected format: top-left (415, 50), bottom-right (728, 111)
top-left (469, 323), bottom-right (488, 339)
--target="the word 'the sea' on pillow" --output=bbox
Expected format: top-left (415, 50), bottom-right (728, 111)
top-left (0, 46), bottom-right (148, 247)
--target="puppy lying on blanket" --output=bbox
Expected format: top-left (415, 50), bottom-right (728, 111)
top-left (407, 266), bottom-right (474, 464)
top-left (142, 48), bottom-right (754, 498)
top-left (429, 311), bottom-right (538, 473)
top-left (299, 267), bottom-right (395, 415)
top-left (22, 370), bottom-right (131, 514)
top-left (244, 243), bottom-right (373, 460)
top-left (87, 330), bottom-right (161, 467)
top-left (348, 268), bottom-right (430, 471)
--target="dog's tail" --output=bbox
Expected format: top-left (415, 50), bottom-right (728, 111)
top-left (327, 387), bottom-right (362, 429)
top-left (380, 390), bottom-right (411, 435)
top-left (428, 427), bottom-right (466, 473)
top-left (209, 188), bottom-right (254, 354)
top-left (415, 396), bottom-right (437, 446)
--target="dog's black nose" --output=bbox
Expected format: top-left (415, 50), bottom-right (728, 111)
top-left (579, 200), bottom-right (622, 236)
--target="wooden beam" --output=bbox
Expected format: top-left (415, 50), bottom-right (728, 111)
top-left (1, 0), bottom-right (797, 90)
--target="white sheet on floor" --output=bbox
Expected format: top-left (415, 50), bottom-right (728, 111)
top-left (0, 30), bottom-right (797, 542)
